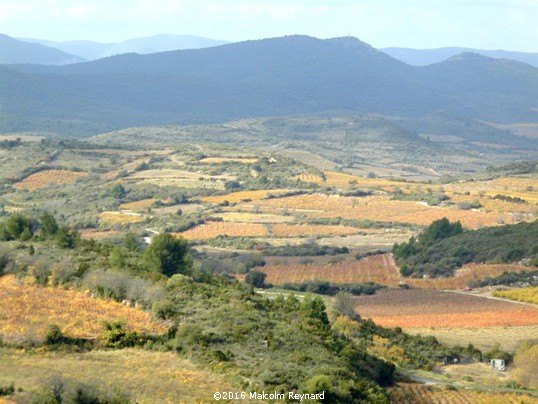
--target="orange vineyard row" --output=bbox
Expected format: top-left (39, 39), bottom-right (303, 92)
top-left (0, 275), bottom-right (166, 343)
top-left (13, 170), bottom-right (88, 190)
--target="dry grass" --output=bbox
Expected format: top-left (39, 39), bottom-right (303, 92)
top-left (13, 170), bottom-right (88, 190)
top-left (140, 178), bottom-right (226, 190)
top-left (79, 229), bottom-right (120, 240)
top-left (176, 222), bottom-right (268, 240)
top-left (0, 348), bottom-right (238, 404)
top-left (0, 275), bottom-right (166, 344)
top-left (99, 211), bottom-right (145, 225)
top-left (119, 199), bottom-right (158, 210)
top-left (199, 157), bottom-right (258, 164)
top-left (406, 325), bottom-right (538, 353)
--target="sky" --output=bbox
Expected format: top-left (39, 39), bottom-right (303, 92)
top-left (1, 0), bottom-right (538, 51)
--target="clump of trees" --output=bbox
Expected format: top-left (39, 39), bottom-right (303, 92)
top-left (394, 218), bottom-right (538, 278)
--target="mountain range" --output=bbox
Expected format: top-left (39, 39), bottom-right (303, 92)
top-left (20, 34), bottom-right (230, 61)
top-left (1, 35), bottom-right (538, 137)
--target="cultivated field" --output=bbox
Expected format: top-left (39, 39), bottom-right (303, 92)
top-left (0, 275), bottom-right (166, 344)
top-left (202, 189), bottom-right (291, 204)
top-left (354, 288), bottom-right (538, 328)
top-left (261, 254), bottom-right (401, 286)
top-left (177, 221), bottom-right (268, 240)
top-left (258, 254), bottom-right (532, 290)
top-left (245, 194), bottom-right (508, 228)
top-left (13, 170), bottom-right (88, 190)
top-left (494, 287), bottom-right (538, 305)
top-left (99, 211), bottom-right (146, 225)
top-left (389, 383), bottom-right (538, 404)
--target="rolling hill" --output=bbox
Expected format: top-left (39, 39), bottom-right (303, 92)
top-left (0, 34), bottom-right (85, 65)
top-left (382, 46), bottom-right (538, 68)
top-left (1, 35), bottom-right (538, 137)
top-left (21, 34), bottom-right (230, 60)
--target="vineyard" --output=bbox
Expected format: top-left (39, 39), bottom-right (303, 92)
top-left (202, 189), bottom-right (291, 204)
top-left (354, 289), bottom-right (538, 328)
top-left (213, 212), bottom-right (295, 223)
top-left (0, 275), bottom-right (166, 344)
top-left (258, 254), bottom-right (531, 290)
top-left (99, 211), bottom-right (146, 225)
top-left (389, 383), bottom-right (538, 404)
top-left (177, 221), bottom-right (268, 240)
top-left (247, 193), bottom-right (507, 228)
top-left (296, 170), bottom-right (409, 190)
top-left (494, 287), bottom-right (538, 305)
top-left (13, 170), bottom-right (88, 190)
top-left (271, 224), bottom-right (361, 237)
top-left (261, 254), bottom-right (401, 286)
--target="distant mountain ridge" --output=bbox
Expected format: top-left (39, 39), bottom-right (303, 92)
top-left (1, 35), bottom-right (538, 137)
top-left (20, 34), bottom-right (230, 60)
top-left (0, 34), bottom-right (85, 65)
top-left (382, 47), bottom-right (538, 67)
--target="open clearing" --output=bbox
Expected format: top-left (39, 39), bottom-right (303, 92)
top-left (0, 348), bottom-right (235, 404)
top-left (406, 325), bottom-right (538, 353)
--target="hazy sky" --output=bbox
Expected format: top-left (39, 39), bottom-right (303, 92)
top-left (2, 0), bottom-right (538, 51)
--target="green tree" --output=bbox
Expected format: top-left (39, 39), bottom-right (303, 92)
top-left (143, 233), bottom-right (192, 277)
top-left (56, 226), bottom-right (79, 249)
top-left (111, 183), bottom-right (126, 199)
top-left (244, 270), bottom-right (267, 288)
top-left (124, 233), bottom-right (139, 251)
top-left (3, 214), bottom-right (33, 240)
top-left (39, 211), bottom-right (59, 239)
top-left (109, 247), bottom-right (126, 270)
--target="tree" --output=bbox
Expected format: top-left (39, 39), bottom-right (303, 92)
top-left (111, 183), bottom-right (126, 199)
top-left (332, 292), bottom-right (361, 321)
top-left (3, 214), bottom-right (33, 240)
top-left (513, 341), bottom-right (538, 388)
top-left (143, 233), bottom-right (192, 277)
top-left (109, 247), bottom-right (126, 270)
top-left (244, 270), bottom-right (267, 288)
top-left (124, 233), bottom-right (139, 251)
top-left (56, 226), bottom-right (79, 249)
top-left (39, 211), bottom-right (59, 239)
